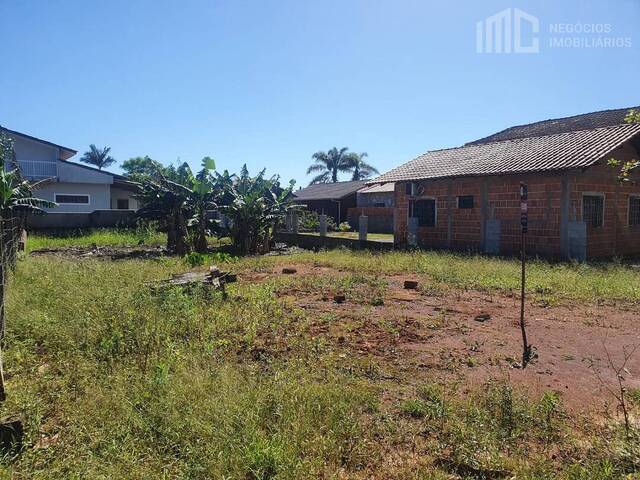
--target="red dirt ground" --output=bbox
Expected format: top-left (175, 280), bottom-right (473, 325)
top-left (246, 264), bottom-right (640, 413)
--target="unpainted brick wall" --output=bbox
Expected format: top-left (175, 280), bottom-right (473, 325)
top-left (393, 141), bottom-right (640, 258)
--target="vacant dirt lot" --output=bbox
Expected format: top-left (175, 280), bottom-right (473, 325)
top-left (247, 263), bottom-right (640, 413)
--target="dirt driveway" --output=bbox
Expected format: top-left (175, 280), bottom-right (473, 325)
top-left (253, 264), bottom-right (640, 413)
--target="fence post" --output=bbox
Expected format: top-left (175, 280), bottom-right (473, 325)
top-left (358, 215), bottom-right (368, 242)
top-left (319, 214), bottom-right (327, 237)
top-left (0, 217), bottom-right (6, 401)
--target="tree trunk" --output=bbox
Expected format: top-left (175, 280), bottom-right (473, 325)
top-left (193, 212), bottom-right (208, 253)
top-left (174, 210), bottom-right (190, 256)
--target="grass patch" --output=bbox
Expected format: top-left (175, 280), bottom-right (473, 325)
top-left (26, 227), bottom-right (166, 252)
top-left (244, 249), bottom-right (640, 302)
top-left (2, 233), bottom-right (639, 477)
top-left (2, 256), bottom-right (376, 478)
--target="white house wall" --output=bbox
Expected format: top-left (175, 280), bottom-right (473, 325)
top-left (57, 161), bottom-right (114, 184)
top-left (36, 182), bottom-right (111, 213)
top-left (110, 187), bottom-right (139, 210)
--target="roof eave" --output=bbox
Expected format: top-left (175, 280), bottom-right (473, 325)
top-left (1, 127), bottom-right (77, 159)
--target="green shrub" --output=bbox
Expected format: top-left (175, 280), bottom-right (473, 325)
top-left (183, 251), bottom-right (237, 267)
top-left (297, 210), bottom-right (337, 232)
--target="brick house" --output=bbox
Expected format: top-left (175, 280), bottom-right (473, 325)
top-left (371, 107), bottom-right (640, 259)
top-left (292, 181), bottom-right (367, 224)
top-left (347, 183), bottom-right (396, 233)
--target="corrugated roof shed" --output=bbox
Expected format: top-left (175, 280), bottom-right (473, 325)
top-left (372, 123), bottom-right (640, 184)
top-left (293, 180), bottom-right (368, 201)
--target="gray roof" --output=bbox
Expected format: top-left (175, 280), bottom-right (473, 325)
top-left (1, 127), bottom-right (77, 160)
top-left (59, 159), bottom-right (127, 180)
top-left (469, 106), bottom-right (639, 145)
top-left (358, 183), bottom-right (395, 194)
top-left (372, 123), bottom-right (640, 184)
top-left (293, 180), bottom-right (368, 201)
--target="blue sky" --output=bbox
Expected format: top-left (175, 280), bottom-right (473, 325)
top-left (1, 0), bottom-right (638, 186)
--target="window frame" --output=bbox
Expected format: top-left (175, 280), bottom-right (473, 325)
top-left (457, 195), bottom-right (474, 209)
top-left (116, 198), bottom-right (130, 210)
top-left (629, 195), bottom-right (640, 227)
top-left (412, 197), bottom-right (437, 227)
top-left (582, 192), bottom-right (605, 229)
top-left (54, 193), bottom-right (91, 205)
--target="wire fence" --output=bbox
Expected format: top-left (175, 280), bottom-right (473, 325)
top-left (0, 210), bottom-right (27, 401)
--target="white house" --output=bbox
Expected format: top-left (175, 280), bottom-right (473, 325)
top-left (2, 127), bottom-right (139, 227)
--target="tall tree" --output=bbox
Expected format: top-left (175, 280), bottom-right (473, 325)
top-left (306, 147), bottom-right (353, 184)
top-left (346, 152), bottom-right (379, 181)
top-left (121, 156), bottom-right (163, 179)
top-left (79, 145), bottom-right (116, 170)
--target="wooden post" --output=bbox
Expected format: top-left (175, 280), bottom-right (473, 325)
top-left (519, 182), bottom-right (531, 368)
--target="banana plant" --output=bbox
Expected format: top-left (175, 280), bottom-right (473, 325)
top-left (220, 165), bottom-right (298, 254)
top-left (136, 168), bottom-right (193, 255)
top-left (0, 130), bottom-right (56, 217)
top-left (189, 157), bottom-right (219, 253)
top-left (0, 130), bottom-right (57, 400)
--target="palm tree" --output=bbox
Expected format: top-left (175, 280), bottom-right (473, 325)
top-left (306, 147), bottom-right (353, 184)
top-left (79, 145), bottom-right (116, 170)
top-left (346, 152), bottom-right (379, 181)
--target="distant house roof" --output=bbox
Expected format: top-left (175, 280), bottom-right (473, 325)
top-left (59, 160), bottom-right (139, 190)
top-left (293, 180), bottom-right (368, 201)
top-left (372, 123), bottom-right (640, 184)
top-left (59, 159), bottom-right (127, 180)
top-left (357, 183), bottom-right (395, 194)
top-left (1, 127), bottom-right (77, 160)
top-left (468, 106), bottom-right (639, 145)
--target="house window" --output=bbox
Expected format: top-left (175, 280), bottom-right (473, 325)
top-left (405, 183), bottom-right (413, 195)
top-left (55, 194), bottom-right (90, 205)
top-left (457, 195), bottom-right (474, 209)
top-left (117, 199), bottom-right (130, 210)
top-left (413, 198), bottom-right (436, 227)
top-left (630, 196), bottom-right (640, 226)
top-left (583, 194), bottom-right (604, 228)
